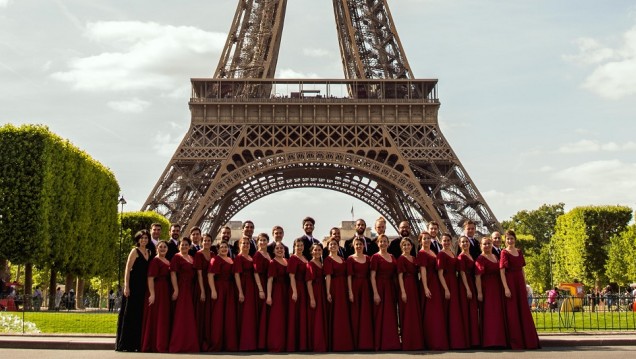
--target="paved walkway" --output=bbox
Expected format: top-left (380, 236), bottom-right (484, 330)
top-left (0, 332), bottom-right (635, 351)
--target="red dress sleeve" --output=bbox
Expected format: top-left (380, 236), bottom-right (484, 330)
top-left (148, 258), bottom-right (160, 277)
top-left (370, 254), bottom-right (379, 271)
top-left (499, 250), bottom-right (509, 269)
top-left (475, 256), bottom-right (485, 276)
top-left (233, 255), bottom-right (243, 274)
top-left (267, 260), bottom-right (277, 278)
top-left (436, 252), bottom-right (446, 271)
top-left (287, 255), bottom-right (298, 275)
top-left (170, 254), bottom-right (181, 272)
top-left (323, 257), bottom-right (334, 276)
top-left (346, 257), bottom-right (354, 275)
top-left (457, 254), bottom-right (466, 272)
top-left (209, 256), bottom-right (222, 274)
top-left (397, 256), bottom-right (407, 274)
top-left (519, 250), bottom-right (526, 267)
top-left (306, 262), bottom-right (315, 282)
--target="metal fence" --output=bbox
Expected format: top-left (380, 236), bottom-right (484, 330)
top-left (530, 294), bottom-right (636, 331)
top-left (2, 293), bottom-right (634, 334)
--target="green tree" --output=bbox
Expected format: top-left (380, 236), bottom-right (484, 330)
top-left (605, 224), bottom-right (636, 286)
top-left (502, 203), bottom-right (565, 292)
top-left (551, 206), bottom-right (632, 287)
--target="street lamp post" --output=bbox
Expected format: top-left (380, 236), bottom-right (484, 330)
top-left (117, 195), bottom-right (127, 290)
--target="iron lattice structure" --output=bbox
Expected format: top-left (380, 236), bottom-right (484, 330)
top-left (143, 1), bottom-right (500, 236)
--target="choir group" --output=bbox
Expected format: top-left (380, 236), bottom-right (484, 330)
top-left (115, 216), bottom-right (540, 353)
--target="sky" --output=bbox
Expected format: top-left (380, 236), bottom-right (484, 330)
top-left (2, 0), bottom-right (636, 240)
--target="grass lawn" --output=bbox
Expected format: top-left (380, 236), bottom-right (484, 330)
top-left (21, 311), bottom-right (117, 334)
top-left (534, 310), bottom-right (636, 332)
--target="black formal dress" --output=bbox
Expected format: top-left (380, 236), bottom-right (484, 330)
top-left (116, 249), bottom-right (149, 352)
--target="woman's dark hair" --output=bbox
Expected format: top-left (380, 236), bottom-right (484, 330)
top-left (179, 236), bottom-right (192, 246)
top-left (134, 229), bottom-right (150, 247)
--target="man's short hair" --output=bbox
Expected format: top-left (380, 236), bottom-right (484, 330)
top-left (190, 226), bottom-right (201, 234)
top-left (302, 216), bottom-right (315, 226)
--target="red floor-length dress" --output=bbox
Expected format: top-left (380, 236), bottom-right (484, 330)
top-left (437, 251), bottom-right (468, 350)
top-left (324, 256), bottom-right (354, 351)
top-left (141, 257), bottom-right (171, 352)
top-left (457, 253), bottom-right (480, 348)
top-left (500, 250), bottom-right (540, 349)
top-left (287, 255), bottom-right (309, 351)
top-left (370, 253), bottom-right (401, 351)
top-left (168, 254), bottom-right (199, 353)
top-left (253, 251), bottom-right (270, 350)
top-left (475, 255), bottom-right (508, 348)
top-left (306, 260), bottom-right (328, 352)
top-left (415, 249), bottom-right (448, 350)
top-left (234, 254), bottom-right (258, 351)
top-left (397, 255), bottom-right (424, 351)
top-left (267, 259), bottom-right (289, 352)
top-left (208, 256), bottom-right (238, 351)
top-left (193, 250), bottom-right (213, 351)
top-left (346, 255), bottom-right (374, 351)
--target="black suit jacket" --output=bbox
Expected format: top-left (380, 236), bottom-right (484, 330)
top-left (492, 246), bottom-right (502, 260)
top-left (343, 236), bottom-right (378, 258)
top-left (146, 240), bottom-right (157, 259)
top-left (388, 237), bottom-right (416, 259)
top-left (267, 241), bottom-right (290, 259)
top-left (166, 239), bottom-right (179, 261)
top-left (430, 239), bottom-right (443, 255)
top-left (468, 237), bottom-right (481, 261)
top-left (188, 244), bottom-right (201, 257)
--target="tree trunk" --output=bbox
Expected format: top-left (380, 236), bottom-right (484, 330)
top-left (24, 263), bottom-right (33, 311)
top-left (48, 269), bottom-right (57, 310)
top-left (76, 277), bottom-right (85, 309)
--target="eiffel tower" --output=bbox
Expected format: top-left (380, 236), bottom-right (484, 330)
top-left (142, 0), bottom-right (500, 236)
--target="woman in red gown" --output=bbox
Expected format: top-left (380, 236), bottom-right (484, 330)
top-left (253, 233), bottom-right (271, 350)
top-left (397, 238), bottom-right (424, 351)
top-left (370, 234), bottom-right (401, 351)
top-left (324, 236), bottom-right (354, 351)
top-left (499, 230), bottom-right (540, 350)
top-left (234, 236), bottom-right (258, 351)
top-left (141, 240), bottom-right (171, 352)
top-left (287, 238), bottom-right (310, 351)
top-left (208, 241), bottom-right (238, 351)
top-left (306, 243), bottom-right (328, 352)
top-left (194, 233), bottom-right (214, 351)
top-left (437, 233), bottom-right (468, 350)
top-left (266, 241), bottom-right (289, 352)
top-left (416, 232), bottom-right (448, 350)
top-left (168, 238), bottom-right (199, 353)
top-left (346, 237), bottom-right (374, 351)
top-left (475, 236), bottom-right (508, 348)
top-left (457, 236), bottom-right (480, 348)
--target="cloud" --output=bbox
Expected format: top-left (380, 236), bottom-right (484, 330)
top-left (51, 21), bottom-right (226, 92)
top-left (107, 98), bottom-right (150, 113)
top-left (152, 131), bottom-right (181, 157)
top-left (557, 139), bottom-right (636, 153)
top-left (0, 0), bottom-right (11, 8)
top-left (565, 25), bottom-right (636, 99)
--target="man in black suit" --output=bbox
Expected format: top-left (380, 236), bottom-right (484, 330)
top-left (267, 225), bottom-right (290, 258)
top-left (461, 220), bottom-right (481, 261)
top-left (427, 220), bottom-right (443, 254)
top-left (388, 221), bottom-right (416, 258)
top-left (490, 231), bottom-right (502, 259)
top-left (166, 223), bottom-right (181, 261)
top-left (344, 219), bottom-right (377, 258)
top-left (233, 220), bottom-right (257, 256)
top-left (147, 222), bottom-right (162, 258)
top-left (214, 226), bottom-right (232, 256)
top-left (188, 226), bottom-right (202, 256)
top-left (296, 216), bottom-right (320, 261)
